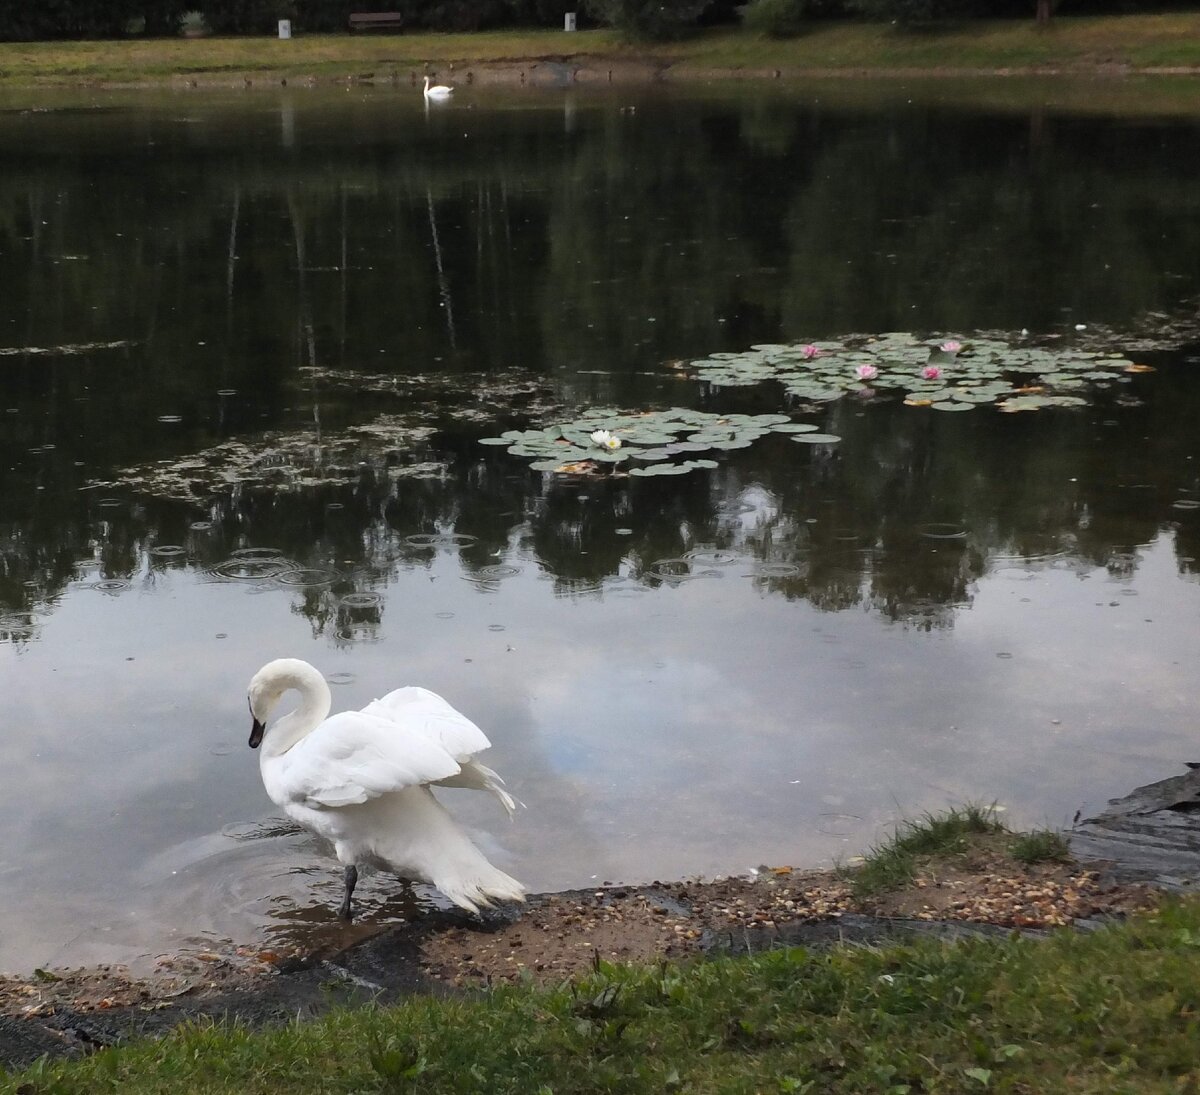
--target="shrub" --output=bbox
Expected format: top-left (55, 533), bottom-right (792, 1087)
top-left (583, 0), bottom-right (713, 40)
top-left (740, 0), bottom-right (807, 37)
top-left (199, 0), bottom-right (295, 34)
top-left (0, 0), bottom-right (175, 39)
top-left (844, 0), bottom-right (981, 23)
top-left (505, 0), bottom-right (578, 25)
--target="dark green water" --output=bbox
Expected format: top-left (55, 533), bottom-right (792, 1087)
top-left (0, 81), bottom-right (1198, 972)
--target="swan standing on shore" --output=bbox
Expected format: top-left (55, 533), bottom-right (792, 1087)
top-left (247, 658), bottom-right (524, 920)
top-left (423, 75), bottom-right (454, 99)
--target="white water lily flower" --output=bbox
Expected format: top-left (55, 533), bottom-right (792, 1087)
top-left (589, 429), bottom-right (621, 451)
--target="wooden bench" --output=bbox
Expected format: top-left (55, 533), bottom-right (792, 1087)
top-left (349, 12), bottom-right (404, 31)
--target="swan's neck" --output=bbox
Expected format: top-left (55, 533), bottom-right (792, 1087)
top-left (264, 667), bottom-right (331, 757)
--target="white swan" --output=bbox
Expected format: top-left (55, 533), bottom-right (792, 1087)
top-left (247, 658), bottom-right (524, 920)
top-left (422, 75), bottom-right (454, 99)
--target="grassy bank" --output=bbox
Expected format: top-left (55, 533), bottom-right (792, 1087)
top-left (1, 13), bottom-right (1200, 86)
top-left (5, 896), bottom-right (1200, 1093)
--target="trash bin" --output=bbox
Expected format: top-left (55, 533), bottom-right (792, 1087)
top-left (564, 12), bottom-right (576, 31)
top-left (278, 19), bottom-right (292, 39)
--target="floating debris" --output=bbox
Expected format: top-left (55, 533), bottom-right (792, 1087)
top-left (87, 416), bottom-right (443, 503)
top-left (0, 340), bottom-right (135, 356)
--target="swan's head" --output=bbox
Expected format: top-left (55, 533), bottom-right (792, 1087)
top-left (247, 664), bottom-right (284, 749)
top-left (247, 657), bottom-right (323, 749)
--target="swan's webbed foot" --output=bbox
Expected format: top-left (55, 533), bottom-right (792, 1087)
top-left (338, 864), bottom-right (358, 921)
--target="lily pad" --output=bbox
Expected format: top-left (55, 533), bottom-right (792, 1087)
top-left (481, 406), bottom-right (829, 476)
top-left (770, 423), bottom-right (820, 433)
top-left (686, 331), bottom-right (1139, 414)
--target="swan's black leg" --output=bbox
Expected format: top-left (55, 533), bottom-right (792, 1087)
top-left (338, 864), bottom-right (358, 921)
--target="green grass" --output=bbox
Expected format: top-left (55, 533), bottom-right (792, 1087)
top-left (1011, 828), bottom-right (1072, 866)
top-left (6, 896), bottom-right (1200, 1093)
top-left (849, 803), bottom-right (1009, 899)
top-left (1, 13), bottom-right (1200, 86)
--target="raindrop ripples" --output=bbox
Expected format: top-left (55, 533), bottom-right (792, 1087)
top-left (208, 558), bottom-right (293, 581)
top-left (90, 578), bottom-right (132, 592)
top-left (918, 523), bottom-right (969, 540)
top-left (339, 591), bottom-right (384, 609)
top-left (276, 568), bottom-right (339, 588)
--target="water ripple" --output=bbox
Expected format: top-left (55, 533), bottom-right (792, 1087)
top-left (208, 558), bottom-right (294, 581)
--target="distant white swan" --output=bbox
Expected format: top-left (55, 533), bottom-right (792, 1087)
top-left (247, 657), bottom-right (524, 919)
top-left (422, 75), bottom-right (454, 99)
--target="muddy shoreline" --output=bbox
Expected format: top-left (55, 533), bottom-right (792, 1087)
top-left (8, 760), bottom-right (1200, 1070)
top-left (0, 873), bottom-right (1155, 1071)
top-left (23, 56), bottom-right (1200, 92)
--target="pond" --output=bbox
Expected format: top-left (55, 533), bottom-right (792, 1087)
top-left (1, 77), bottom-right (1199, 973)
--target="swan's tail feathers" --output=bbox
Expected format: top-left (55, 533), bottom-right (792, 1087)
top-left (436, 760), bottom-right (523, 819)
top-left (435, 862), bottom-right (527, 915)
top-left (374, 786), bottom-right (526, 916)
top-left (472, 762), bottom-right (522, 819)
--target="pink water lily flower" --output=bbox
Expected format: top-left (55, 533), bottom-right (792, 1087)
top-left (922, 365), bottom-right (942, 380)
top-left (939, 340), bottom-right (962, 353)
top-left (801, 344), bottom-right (821, 360)
top-left (854, 363), bottom-right (878, 381)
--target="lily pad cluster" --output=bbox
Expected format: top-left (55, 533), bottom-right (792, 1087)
top-left (479, 409), bottom-right (836, 476)
top-left (687, 332), bottom-right (1143, 412)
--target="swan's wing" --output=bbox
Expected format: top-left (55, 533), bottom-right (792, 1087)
top-left (280, 711), bottom-right (462, 809)
top-left (360, 686), bottom-right (492, 760)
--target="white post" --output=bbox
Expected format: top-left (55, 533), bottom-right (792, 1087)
top-left (278, 19), bottom-right (292, 39)
top-left (564, 12), bottom-right (576, 31)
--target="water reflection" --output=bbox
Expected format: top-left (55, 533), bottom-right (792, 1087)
top-left (0, 83), bottom-right (1199, 971)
